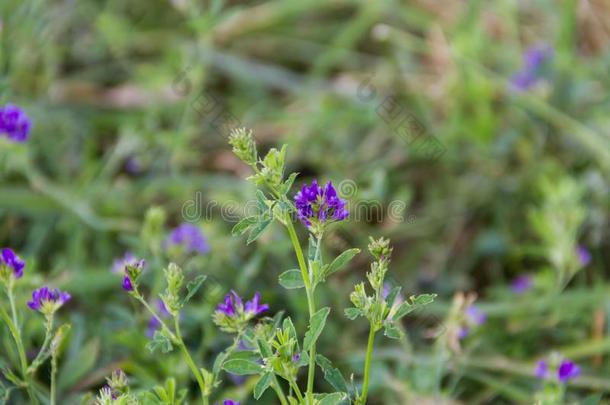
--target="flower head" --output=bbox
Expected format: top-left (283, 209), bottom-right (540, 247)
top-left (558, 359), bottom-right (581, 383)
top-left (214, 291), bottom-right (269, 333)
top-left (511, 274), bottom-right (532, 294)
top-left (164, 223), bottom-right (209, 255)
top-left (224, 400), bottom-right (240, 405)
top-left (121, 258), bottom-right (145, 292)
top-left (111, 251), bottom-right (142, 274)
top-left (0, 104), bottom-right (32, 143)
top-left (294, 180), bottom-right (348, 234)
top-left (510, 45), bottom-right (553, 90)
top-left (577, 245), bottom-right (591, 267)
top-left (535, 360), bottom-right (549, 379)
top-left (27, 286), bottom-right (71, 315)
top-left (0, 248), bottom-right (25, 280)
top-left (465, 305), bottom-right (486, 325)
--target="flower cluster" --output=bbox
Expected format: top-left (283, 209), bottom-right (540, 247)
top-left (27, 286), bottom-right (71, 315)
top-left (510, 45), bottom-right (553, 90)
top-left (213, 291), bottom-right (268, 333)
top-left (457, 304), bottom-right (486, 339)
top-left (294, 180), bottom-right (348, 235)
top-left (164, 223), bottom-right (209, 255)
top-left (0, 104), bottom-right (32, 143)
top-left (536, 357), bottom-right (581, 383)
top-left (0, 248), bottom-right (25, 280)
top-left (121, 258), bottom-right (146, 292)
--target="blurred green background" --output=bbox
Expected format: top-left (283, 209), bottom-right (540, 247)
top-left (1, 0), bottom-right (610, 403)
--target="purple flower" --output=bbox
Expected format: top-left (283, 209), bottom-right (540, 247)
top-left (558, 359), bottom-right (580, 383)
top-left (164, 223), bottom-right (209, 255)
top-left (125, 156), bottom-right (142, 174)
top-left (224, 400), bottom-right (240, 405)
top-left (1, 248), bottom-right (25, 278)
top-left (27, 286), bottom-right (71, 313)
top-left (122, 275), bottom-right (133, 291)
top-left (457, 327), bottom-right (470, 340)
top-left (511, 275), bottom-right (532, 294)
top-left (216, 291), bottom-right (268, 318)
top-left (0, 104), bottom-right (32, 143)
top-left (244, 292), bottom-right (269, 316)
top-left (111, 251), bottom-right (141, 274)
top-left (292, 353), bottom-right (301, 363)
top-left (147, 300), bottom-right (171, 337)
top-left (577, 246), bottom-right (591, 267)
top-left (510, 45), bottom-right (553, 90)
top-left (466, 305), bottom-right (486, 325)
top-left (535, 360), bottom-right (549, 379)
top-left (294, 180), bottom-right (349, 228)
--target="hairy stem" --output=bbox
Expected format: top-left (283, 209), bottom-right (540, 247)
top-left (175, 316), bottom-right (208, 405)
top-left (361, 326), bottom-right (376, 404)
top-left (28, 315), bottom-right (54, 374)
top-left (50, 347), bottom-right (58, 405)
top-left (271, 375), bottom-right (289, 405)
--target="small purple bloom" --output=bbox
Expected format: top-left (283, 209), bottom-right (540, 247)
top-left (511, 275), bottom-right (532, 294)
top-left (558, 359), bottom-right (580, 383)
top-left (122, 275), bottom-right (133, 291)
top-left (577, 246), bottom-right (591, 267)
top-left (164, 223), bottom-right (209, 255)
top-left (111, 251), bottom-right (141, 274)
top-left (466, 305), bottom-right (486, 325)
top-left (125, 156), bottom-right (142, 174)
top-left (1, 248), bottom-right (25, 278)
top-left (244, 292), bottom-right (269, 316)
top-left (27, 286), bottom-right (71, 312)
top-left (510, 45), bottom-right (553, 90)
top-left (224, 400), bottom-right (240, 405)
top-left (294, 180), bottom-right (349, 228)
top-left (0, 104), bottom-right (32, 143)
top-left (535, 360), bottom-right (549, 379)
top-left (292, 353), bottom-right (301, 363)
top-left (457, 327), bottom-right (469, 340)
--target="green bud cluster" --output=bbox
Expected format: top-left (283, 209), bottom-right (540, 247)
top-left (228, 127), bottom-right (258, 166)
top-left (161, 263), bottom-right (184, 315)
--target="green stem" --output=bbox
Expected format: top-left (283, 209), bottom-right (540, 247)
top-left (175, 317), bottom-right (208, 405)
top-left (361, 326), bottom-right (376, 404)
top-left (7, 284), bottom-right (19, 330)
top-left (271, 375), bottom-right (289, 405)
top-left (285, 220), bottom-right (317, 399)
top-left (28, 315), bottom-right (54, 374)
top-left (50, 347), bottom-right (58, 405)
top-left (287, 376), bottom-right (305, 403)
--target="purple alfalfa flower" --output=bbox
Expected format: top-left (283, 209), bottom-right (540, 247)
top-left (27, 286), bottom-right (71, 313)
top-left (0, 104), bottom-right (32, 143)
top-left (511, 275), bottom-right (533, 294)
top-left (457, 326), bottom-right (470, 340)
top-left (244, 292), bottom-right (269, 316)
top-left (535, 359), bottom-right (549, 379)
top-left (224, 400), bottom-right (240, 405)
top-left (122, 275), bottom-right (133, 292)
top-left (577, 245), bottom-right (591, 267)
top-left (147, 300), bottom-right (171, 337)
top-left (465, 305), bottom-right (486, 325)
top-left (111, 251), bottom-right (141, 274)
top-left (292, 353), bottom-right (301, 363)
top-left (510, 44), bottom-right (553, 91)
top-left (164, 223), bottom-right (210, 255)
top-left (216, 291), bottom-right (268, 318)
top-left (1, 248), bottom-right (25, 279)
top-left (558, 359), bottom-right (580, 383)
top-left (294, 180), bottom-right (348, 228)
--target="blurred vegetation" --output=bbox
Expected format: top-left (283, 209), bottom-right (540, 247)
top-left (1, 0), bottom-right (610, 404)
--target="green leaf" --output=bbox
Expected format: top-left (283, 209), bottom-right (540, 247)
top-left (303, 307), bottom-right (331, 351)
top-left (344, 307), bottom-right (363, 320)
top-left (325, 248), bottom-right (360, 277)
top-left (582, 394), bottom-right (602, 405)
top-left (257, 337), bottom-right (273, 358)
top-left (283, 317), bottom-right (298, 343)
top-left (182, 275), bottom-right (207, 304)
top-left (385, 286), bottom-right (402, 307)
top-left (58, 338), bottom-right (100, 391)
top-left (392, 293), bottom-right (437, 321)
top-left (316, 392), bottom-right (347, 405)
top-left (316, 354), bottom-right (349, 393)
top-left (231, 216), bottom-right (258, 236)
top-left (254, 373), bottom-right (273, 399)
top-left (247, 217), bottom-right (272, 244)
top-left (308, 234), bottom-right (318, 262)
top-left (384, 322), bottom-right (402, 339)
top-left (147, 330), bottom-right (174, 354)
top-left (279, 172), bottom-right (299, 195)
top-left (278, 269), bottom-right (305, 289)
top-left (222, 358), bottom-right (262, 375)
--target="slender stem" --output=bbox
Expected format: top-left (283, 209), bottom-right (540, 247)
top-left (361, 326), bottom-right (376, 404)
top-left (271, 375), bottom-right (289, 405)
top-left (285, 220), bottom-right (318, 399)
top-left (287, 376), bottom-right (305, 403)
top-left (175, 316), bottom-right (208, 405)
top-left (50, 347), bottom-right (58, 405)
top-left (7, 284), bottom-right (19, 330)
top-left (28, 315), bottom-right (54, 374)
